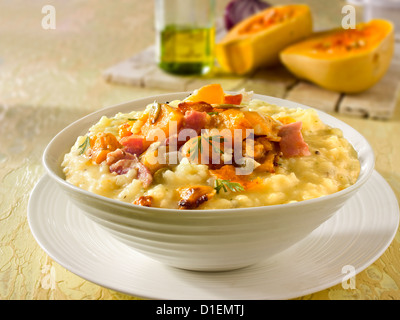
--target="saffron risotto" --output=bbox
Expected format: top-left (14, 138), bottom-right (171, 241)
top-left (62, 91), bottom-right (360, 210)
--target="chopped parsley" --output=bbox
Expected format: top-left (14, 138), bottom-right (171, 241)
top-left (214, 179), bottom-right (245, 194)
top-left (78, 135), bottom-right (91, 155)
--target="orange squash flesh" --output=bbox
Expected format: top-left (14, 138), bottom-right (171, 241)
top-left (216, 4), bottom-right (313, 75)
top-left (280, 19), bottom-right (394, 93)
top-left (209, 165), bottom-right (262, 190)
top-left (283, 20), bottom-right (391, 58)
top-left (185, 84), bottom-right (225, 104)
top-left (185, 83), bottom-right (243, 105)
top-left (237, 5), bottom-right (297, 36)
top-left (88, 133), bottom-right (122, 164)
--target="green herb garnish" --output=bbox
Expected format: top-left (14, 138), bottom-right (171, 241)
top-left (188, 134), bottom-right (225, 161)
top-left (211, 104), bottom-right (242, 109)
top-left (149, 101), bottom-right (161, 124)
top-left (127, 118), bottom-right (138, 121)
top-left (188, 136), bottom-right (202, 161)
top-left (78, 136), bottom-right (91, 155)
top-left (207, 111), bottom-right (219, 116)
top-left (214, 179), bottom-right (245, 194)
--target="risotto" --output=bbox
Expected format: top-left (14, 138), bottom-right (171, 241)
top-left (62, 84), bottom-right (360, 210)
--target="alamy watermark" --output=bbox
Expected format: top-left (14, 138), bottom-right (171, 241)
top-left (41, 4), bottom-right (357, 31)
top-left (342, 265), bottom-right (356, 290)
top-left (342, 5), bottom-right (357, 29)
top-left (141, 122), bottom-right (257, 175)
top-left (41, 5), bottom-right (56, 30)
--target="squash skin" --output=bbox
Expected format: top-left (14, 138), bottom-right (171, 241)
top-left (216, 4), bottom-right (313, 75)
top-left (280, 19), bottom-right (394, 93)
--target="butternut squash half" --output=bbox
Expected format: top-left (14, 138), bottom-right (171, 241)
top-left (216, 4), bottom-right (313, 75)
top-left (280, 19), bottom-right (394, 93)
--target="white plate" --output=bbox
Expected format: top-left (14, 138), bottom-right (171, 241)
top-left (28, 171), bottom-right (399, 300)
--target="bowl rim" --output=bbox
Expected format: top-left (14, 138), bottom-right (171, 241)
top-left (42, 91), bottom-right (375, 216)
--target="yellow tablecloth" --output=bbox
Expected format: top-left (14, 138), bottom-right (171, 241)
top-left (0, 0), bottom-right (399, 300)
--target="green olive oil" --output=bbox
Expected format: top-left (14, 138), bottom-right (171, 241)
top-left (158, 24), bottom-right (215, 75)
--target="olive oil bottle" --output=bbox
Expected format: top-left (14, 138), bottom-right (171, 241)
top-left (155, 0), bottom-right (216, 76)
top-left (158, 24), bottom-right (215, 75)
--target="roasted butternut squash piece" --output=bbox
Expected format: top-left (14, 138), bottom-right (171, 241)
top-left (118, 120), bottom-right (135, 138)
top-left (185, 83), bottom-right (225, 104)
top-left (177, 185), bottom-right (216, 209)
top-left (185, 84), bottom-right (244, 106)
top-left (243, 111), bottom-right (281, 140)
top-left (88, 132), bottom-right (122, 164)
top-left (133, 196), bottom-right (153, 207)
top-left (140, 103), bottom-right (184, 149)
top-left (139, 143), bottom-right (169, 174)
top-left (209, 165), bottom-right (261, 190)
top-left (218, 109), bottom-right (253, 140)
top-left (255, 152), bottom-right (277, 173)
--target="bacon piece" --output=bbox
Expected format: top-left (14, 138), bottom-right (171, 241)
top-left (119, 134), bottom-right (145, 156)
top-left (109, 159), bottom-right (136, 175)
top-left (135, 161), bottom-right (153, 188)
top-left (107, 150), bottom-right (153, 188)
top-left (106, 148), bottom-right (135, 165)
top-left (278, 121), bottom-right (311, 157)
top-left (177, 101), bottom-right (213, 114)
top-left (182, 110), bottom-right (209, 134)
top-left (177, 186), bottom-right (216, 210)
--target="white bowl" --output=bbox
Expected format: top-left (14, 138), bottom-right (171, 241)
top-left (42, 93), bottom-right (375, 271)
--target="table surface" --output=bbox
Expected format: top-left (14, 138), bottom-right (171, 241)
top-left (1, 0), bottom-right (399, 300)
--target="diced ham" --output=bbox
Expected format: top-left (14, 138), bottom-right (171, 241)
top-left (107, 149), bottom-right (153, 188)
top-left (278, 121), bottom-right (311, 157)
top-left (183, 110), bottom-right (209, 134)
top-left (109, 159), bottom-right (136, 175)
top-left (119, 134), bottom-right (145, 156)
top-left (177, 101), bottom-right (213, 114)
top-left (135, 161), bottom-right (153, 188)
top-left (106, 148), bottom-right (135, 165)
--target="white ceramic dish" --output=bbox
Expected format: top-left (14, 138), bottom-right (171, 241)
top-left (42, 93), bottom-right (375, 271)
top-left (28, 171), bottom-right (399, 300)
